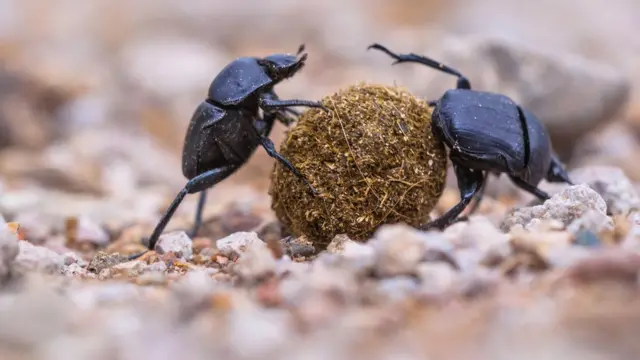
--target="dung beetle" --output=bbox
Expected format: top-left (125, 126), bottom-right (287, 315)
top-left (130, 45), bottom-right (327, 259)
top-left (368, 43), bottom-right (573, 230)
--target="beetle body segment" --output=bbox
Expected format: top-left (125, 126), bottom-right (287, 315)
top-left (433, 89), bottom-right (527, 175)
top-left (207, 57), bottom-right (273, 106)
top-left (181, 100), bottom-right (260, 180)
top-left (516, 106), bottom-right (553, 185)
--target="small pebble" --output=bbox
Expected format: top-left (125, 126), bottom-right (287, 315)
top-left (326, 234), bottom-right (374, 260)
top-left (502, 184), bottom-right (608, 231)
top-left (216, 231), bottom-right (263, 257)
top-left (233, 239), bottom-right (277, 282)
top-left (155, 231), bottom-right (193, 260)
top-left (369, 224), bottom-right (427, 277)
top-left (14, 241), bottom-right (65, 275)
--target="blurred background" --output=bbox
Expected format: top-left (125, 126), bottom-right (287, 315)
top-left (1, 2), bottom-right (640, 359)
top-left (0, 0), bottom-right (639, 233)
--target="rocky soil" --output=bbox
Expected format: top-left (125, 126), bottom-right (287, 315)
top-left (1, 1), bottom-right (640, 359)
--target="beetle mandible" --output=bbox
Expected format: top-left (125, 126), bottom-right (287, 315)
top-left (368, 43), bottom-right (573, 230)
top-left (130, 45), bottom-right (327, 259)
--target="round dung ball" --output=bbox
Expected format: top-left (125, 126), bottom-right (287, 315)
top-left (269, 83), bottom-right (448, 249)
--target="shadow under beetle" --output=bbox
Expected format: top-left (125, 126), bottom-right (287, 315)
top-left (368, 43), bottom-right (573, 230)
top-left (130, 45), bottom-right (327, 259)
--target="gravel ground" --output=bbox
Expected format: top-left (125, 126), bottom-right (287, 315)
top-left (1, 1), bottom-right (640, 359)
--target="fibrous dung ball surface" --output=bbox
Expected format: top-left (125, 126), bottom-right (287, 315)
top-left (269, 83), bottom-right (448, 248)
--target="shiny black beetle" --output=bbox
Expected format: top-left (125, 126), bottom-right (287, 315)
top-left (131, 45), bottom-right (326, 258)
top-left (368, 43), bottom-right (573, 230)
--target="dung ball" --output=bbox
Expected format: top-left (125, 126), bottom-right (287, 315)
top-left (269, 83), bottom-right (448, 249)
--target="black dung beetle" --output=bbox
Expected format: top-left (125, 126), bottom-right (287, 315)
top-left (130, 45), bottom-right (327, 259)
top-left (368, 43), bottom-right (573, 230)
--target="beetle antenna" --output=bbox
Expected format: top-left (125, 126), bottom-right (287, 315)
top-left (296, 44), bottom-right (305, 56)
top-left (367, 43), bottom-right (471, 90)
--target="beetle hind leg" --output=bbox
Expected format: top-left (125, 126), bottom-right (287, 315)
top-left (259, 95), bottom-right (329, 113)
top-left (421, 164), bottom-right (485, 231)
top-left (187, 190), bottom-right (208, 238)
top-left (128, 165), bottom-right (240, 260)
top-left (260, 136), bottom-right (319, 196)
top-left (509, 175), bottom-right (551, 201)
top-left (367, 43), bottom-right (472, 90)
top-left (546, 153), bottom-right (573, 185)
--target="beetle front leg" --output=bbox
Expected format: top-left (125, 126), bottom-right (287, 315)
top-left (264, 90), bottom-right (302, 118)
top-left (458, 171), bottom-right (489, 220)
top-left (421, 164), bottom-right (485, 230)
top-left (259, 95), bottom-right (329, 113)
top-left (260, 136), bottom-right (319, 196)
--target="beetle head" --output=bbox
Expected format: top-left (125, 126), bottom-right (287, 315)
top-left (259, 45), bottom-right (307, 82)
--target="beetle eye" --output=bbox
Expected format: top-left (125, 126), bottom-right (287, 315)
top-left (257, 59), bottom-right (279, 78)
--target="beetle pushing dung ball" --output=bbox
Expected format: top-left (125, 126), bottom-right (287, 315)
top-left (368, 43), bottom-right (573, 229)
top-left (270, 83), bottom-right (448, 248)
top-left (128, 42), bottom-right (574, 257)
top-left (128, 45), bottom-right (328, 260)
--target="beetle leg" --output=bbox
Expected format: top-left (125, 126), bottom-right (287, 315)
top-left (259, 96), bottom-right (329, 113)
top-left (187, 190), bottom-right (208, 238)
top-left (129, 165), bottom-right (239, 259)
top-left (421, 164), bottom-right (485, 230)
top-left (260, 136), bottom-right (319, 196)
top-left (546, 153), bottom-right (573, 185)
top-left (466, 171), bottom-right (490, 215)
top-left (264, 90), bottom-right (302, 118)
top-left (508, 175), bottom-right (551, 201)
top-left (367, 43), bottom-right (471, 90)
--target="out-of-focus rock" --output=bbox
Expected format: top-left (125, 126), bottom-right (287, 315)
top-left (42, 127), bottom-right (185, 194)
top-left (110, 260), bottom-right (147, 278)
top-left (416, 262), bottom-right (457, 295)
top-left (502, 184), bottom-right (609, 231)
top-left (326, 234), bottom-right (374, 260)
top-left (566, 209), bottom-right (614, 236)
top-left (280, 235), bottom-right (317, 259)
top-left (509, 227), bottom-right (589, 270)
top-left (443, 217), bottom-right (510, 270)
top-left (216, 231), bottom-right (263, 257)
top-left (570, 123), bottom-right (640, 182)
top-left (372, 276), bottom-right (420, 303)
top-left (620, 212), bottom-right (640, 250)
top-left (563, 249), bottom-right (640, 285)
top-left (155, 231), bottom-right (193, 260)
top-left (11, 211), bottom-right (59, 245)
top-left (14, 240), bottom-right (65, 274)
top-left (565, 166), bottom-right (639, 216)
top-left (233, 239), bottom-right (277, 282)
top-left (87, 251), bottom-right (127, 274)
top-left (0, 286), bottom-right (73, 347)
top-left (65, 215), bottom-right (110, 247)
top-left (61, 263), bottom-right (88, 277)
top-left (419, 35), bottom-right (631, 161)
top-left (0, 58), bottom-right (83, 151)
top-left (0, 220), bottom-right (19, 284)
top-left (369, 224), bottom-right (427, 277)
